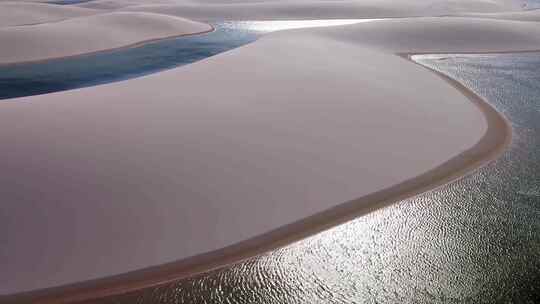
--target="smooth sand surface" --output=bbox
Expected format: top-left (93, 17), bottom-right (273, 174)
top-left (292, 17), bottom-right (540, 53)
top-left (118, 0), bottom-right (524, 21)
top-left (3, 13), bottom-right (540, 299)
top-left (0, 2), bottom-right (99, 27)
top-left (458, 8), bottom-right (540, 21)
top-left (1, 36), bottom-right (486, 296)
top-left (0, 12), bottom-right (211, 64)
top-left (3, 0), bottom-right (540, 301)
top-left (76, 0), bottom-right (191, 9)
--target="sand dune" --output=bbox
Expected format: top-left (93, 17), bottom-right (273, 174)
top-left (458, 8), bottom-right (540, 21)
top-left (116, 0), bottom-right (525, 21)
top-left (3, 15), bottom-right (540, 298)
top-left (293, 17), bottom-right (540, 53)
top-left (76, 0), bottom-right (190, 9)
top-left (0, 12), bottom-right (211, 64)
top-left (0, 1), bottom-right (99, 27)
top-left (2, 0), bottom-right (540, 300)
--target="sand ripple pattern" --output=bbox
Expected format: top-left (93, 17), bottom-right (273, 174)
top-left (97, 53), bottom-right (540, 304)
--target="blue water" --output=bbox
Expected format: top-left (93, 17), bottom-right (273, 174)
top-left (524, 0), bottom-right (540, 9)
top-left (2, 16), bottom-right (539, 303)
top-left (0, 19), bottom-right (371, 101)
top-left (0, 23), bottom-right (259, 100)
top-left (92, 53), bottom-right (540, 304)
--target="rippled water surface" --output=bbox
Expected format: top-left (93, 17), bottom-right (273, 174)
top-left (94, 53), bottom-right (540, 303)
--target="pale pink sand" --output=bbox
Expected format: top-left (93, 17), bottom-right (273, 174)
top-left (118, 0), bottom-right (524, 21)
top-left (2, 0), bottom-right (540, 300)
top-left (458, 9), bottom-right (540, 22)
top-left (76, 0), bottom-right (192, 10)
top-left (292, 17), bottom-right (540, 53)
top-left (0, 2), bottom-right (99, 27)
top-left (3, 14), bottom-right (540, 298)
top-left (0, 12), bottom-right (211, 64)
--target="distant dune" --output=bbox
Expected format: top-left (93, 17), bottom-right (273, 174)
top-left (76, 0), bottom-right (185, 9)
top-left (0, 1), bottom-right (99, 27)
top-left (118, 0), bottom-right (525, 21)
top-left (295, 17), bottom-right (540, 53)
top-left (458, 8), bottom-right (540, 21)
top-left (2, 0), bottom-right (540, 301)
top-left (3, 13), bottom-right (540, 299)
top-left (0, 12), bottom-right (212, 64)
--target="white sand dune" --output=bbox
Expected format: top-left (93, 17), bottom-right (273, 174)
top-left (296, 17), bottom-right (540, 53)
top-left (76, 0), bottom-right (190, 9)
top-left (0, 12), bottom-right (211, 64)
top-left (458, 8), bottom-right (540, 21)
top-left (2, 13), bottom-right (540, 298)
top-left (119, 0), bottom-right (525, 21)
top-left (0, 1), bottom-right (99, 27)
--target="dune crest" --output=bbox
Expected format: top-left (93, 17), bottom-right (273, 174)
top-left (3, 0), bottom-right (540, 301)
top-left (118, 0), bottom-right (525, 21)
top-left (3, 14), bottom-right (540, 299)
top-left (0, 12), bottom-right (212, 64)
top-left (0, 1), bottom-right (99, 27)
top-left (457, 9), bottom-right (540, 22)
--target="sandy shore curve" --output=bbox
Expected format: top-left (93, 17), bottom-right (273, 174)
top-left (2, 1), bottom-right (540, 303)
top-left (0, 1), bottom-right (99, 27)
top-left (0, 12), bottom-right (212, 65)
top-left (1, 67), bottom-right (513, 304)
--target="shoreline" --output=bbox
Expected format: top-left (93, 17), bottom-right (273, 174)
top-left (2, 52), bottom-right (512, 304)
top-left (4, 18), bottom-right (537, 68)
top-left (0, 25), bottom-right (215, 68)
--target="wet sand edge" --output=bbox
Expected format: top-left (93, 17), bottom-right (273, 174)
top-left (1, 52), bottom-right (513, 304)
top-left (0, 25), bottom-right (215, 67)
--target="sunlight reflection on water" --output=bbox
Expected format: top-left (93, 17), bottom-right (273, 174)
top-left (222, 19), bottom-right (380, 32)
top-left (2, 18), bottom-right (538, 303)
top-left (100, 53), bottom-right (540, 304)
top-left (0, 19), bottom-right (380, 100)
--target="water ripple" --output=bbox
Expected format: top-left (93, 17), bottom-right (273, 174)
top-left (91, 53), bottom-right (540, 304)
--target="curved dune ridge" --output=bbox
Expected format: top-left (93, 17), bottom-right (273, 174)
top-left (293, 17), bottom-right (540, 53)
top-left (76, 0), bottom-right (189, 9)
top-left (118, 0), bottom-right (525, 21)
top-left (0, 1), bottom-right (99, 27)
top-left (2, 0), bottom-right (540, 302)
top-left (0, 12), bottom-right (212, 64)
top-left (458, 8), bottom-right (540, 21)
top-left (3, 13), bottom-right (540, 303)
